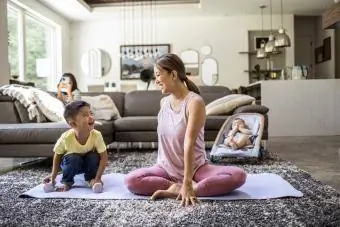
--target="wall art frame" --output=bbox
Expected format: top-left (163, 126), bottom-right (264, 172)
top-left (120, 44), bottom-right (171, 80)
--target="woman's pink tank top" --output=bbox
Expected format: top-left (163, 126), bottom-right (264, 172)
top-left (156, 91), bottom-right (207, 182)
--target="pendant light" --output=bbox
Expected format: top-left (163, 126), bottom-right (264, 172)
top-left (257, 5), bottom-right (267, 59)
top-left (265, 0), bottom-right (276, 53)
top-left (275, 0), bottom-right (291, 47)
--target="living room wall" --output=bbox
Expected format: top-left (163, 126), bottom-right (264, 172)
top-left (315, 16), bottom-right (335, 79)
top-left (70, 14), bottom-right (294, 91)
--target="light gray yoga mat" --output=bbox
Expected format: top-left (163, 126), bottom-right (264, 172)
top-left (20, 173), bottom-right (303, 200)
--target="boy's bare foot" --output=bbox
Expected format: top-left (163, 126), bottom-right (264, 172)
top-left (92, 182), bottom-right (103, 193)
top-left (55, 184), bottom-right (71, 192)
top-left (43, 182), bottom-right (55, 193)
top-left (88, 179), bottom-right (104, 193)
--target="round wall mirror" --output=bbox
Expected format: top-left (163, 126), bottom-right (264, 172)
top-left (201, 57), bottom-right (218, 85)
top-left (81, 48), bottom-right (111, 78)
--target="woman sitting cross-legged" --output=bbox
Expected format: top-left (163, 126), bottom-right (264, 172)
top-left (124, 53), bottom-right (247, 206)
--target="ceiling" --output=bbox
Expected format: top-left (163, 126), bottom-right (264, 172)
top-left (38, 0), bottom-right (337, 21)
top-left (84, 0), bottom-right (199, 6)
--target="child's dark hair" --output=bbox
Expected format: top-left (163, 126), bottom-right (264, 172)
top-left (64, 100), bottom-right (90, 122)
top-left (59, 73), bottom-right (79, 92)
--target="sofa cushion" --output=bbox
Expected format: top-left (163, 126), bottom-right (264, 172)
top-left (0, 121), bottom-right (113, 144)
top-left (114, 115), bottom-right (229, 132)
top-left (115, 131), bottom-right (158, 142)
top-left (199, 86), bottom-right (232, 105)
top-left (233, 104), bottom-right (269, 115)
top-left (0, 122), bottom-right (69, 144)
top-left (93, 120), bottom-right (115, 136)
top-left (124, 90), bottom-right (163, 116)
top-left (114, 116), bottom-right (157, 131)
top-left (0, 95), bottom-right (14, 102)
top-left (205, 115), bottom-right (230, 131)
top-left (0, 102), bottom-right (21, 123)
top-left (206, 94), bottom-right (255, 116)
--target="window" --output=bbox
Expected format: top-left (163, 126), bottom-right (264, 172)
top-left (7, 2), bottom-right (60, 90)
top-left (7, 7), bottom-right (19, 77)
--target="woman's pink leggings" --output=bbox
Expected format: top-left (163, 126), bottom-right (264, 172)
top-left (124, 164), bottom-right (247, 197)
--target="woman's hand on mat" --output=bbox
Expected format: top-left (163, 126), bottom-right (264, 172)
top-left (178, 183), bottom-right (199, 206)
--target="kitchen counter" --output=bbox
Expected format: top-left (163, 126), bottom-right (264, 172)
top-left (248, 79), bottom-right (340, 136)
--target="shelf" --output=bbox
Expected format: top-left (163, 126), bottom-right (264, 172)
top-left (238, 50), bottom-right (282, 56)
top-left (244, 69), bottom-right (282, 73)
top-left (238, 51), bottom-right (257, 55)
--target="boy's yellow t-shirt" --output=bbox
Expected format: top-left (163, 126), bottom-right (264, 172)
top-left (53, 129), bottom-right (107, 155)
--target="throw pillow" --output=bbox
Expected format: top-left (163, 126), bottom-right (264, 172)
top-left (206, 94), bottom-right (255, 116)
top-left (31, 88), bottom-right (65, 122)
top-left (233, 104), bottom-right (269, 115)
top-left (81, 95), bottom-right (121, 120)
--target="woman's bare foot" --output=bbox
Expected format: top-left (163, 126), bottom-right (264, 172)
top-left (150, 181), bottom-right (199, 201)
top-left (149, 183), bottom-right (181, 201)
top-left (55, 184), bottom-right (71, 192)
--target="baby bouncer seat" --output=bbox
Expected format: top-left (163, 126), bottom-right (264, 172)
top-left (210, 113), bottom-right (265, 162)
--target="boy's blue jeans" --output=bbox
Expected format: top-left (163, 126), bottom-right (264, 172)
top-left (61, 151), bottom-right (100, 186)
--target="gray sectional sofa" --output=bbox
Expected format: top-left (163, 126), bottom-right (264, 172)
top-left (0, 86), bottom-right (268, 157)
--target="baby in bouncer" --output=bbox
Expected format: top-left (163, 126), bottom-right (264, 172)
top-left (224, 118), bottom-right (254, 150)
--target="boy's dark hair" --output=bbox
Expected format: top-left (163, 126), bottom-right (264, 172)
top-left (64, 100), bottom-right (90, 122)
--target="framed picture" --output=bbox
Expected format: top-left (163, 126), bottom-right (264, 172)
top-left (315, 46), bottom-right (323, 64)
top-left (254, 36), bottom-right (269, 50)
top-left (120, 44), bottom-right (171, 80)
top-left (323, 37), bottom-right (331, 62)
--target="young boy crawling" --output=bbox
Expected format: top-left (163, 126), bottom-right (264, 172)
top-left (43, 100), bottom-right (108, 193)
top-left (223, 118), bottom-right (254, 150)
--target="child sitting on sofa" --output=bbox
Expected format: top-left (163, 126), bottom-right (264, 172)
top-left (224, 118), bottom-right (254, 150)
top-left (43, 100), bottom-right (108, 193)
top-left (57, 73), bottom-right (81, 104)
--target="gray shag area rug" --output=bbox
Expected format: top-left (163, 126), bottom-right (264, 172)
top-left (0, 150), bottom-right (339, 227)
